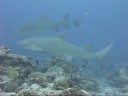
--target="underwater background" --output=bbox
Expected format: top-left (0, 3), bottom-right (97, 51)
top-left (0, 0), bottom-right (128, 95)
top-left (1, 0), bottom-right (128, 63)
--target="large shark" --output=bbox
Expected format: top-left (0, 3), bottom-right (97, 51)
top-left (18, 33), bottom-right (113, 62)
top-left (15, 13), bottom-right (88, 33)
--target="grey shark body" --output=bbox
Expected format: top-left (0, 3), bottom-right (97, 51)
top-left (16, 14), bottom-right (86, 33)
top-left (18, 34), bottom-right (113, 61)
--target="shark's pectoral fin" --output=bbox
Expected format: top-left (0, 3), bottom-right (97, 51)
top-left (26, 44), bottom-right (43, 52)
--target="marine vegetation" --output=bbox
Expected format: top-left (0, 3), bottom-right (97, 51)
top-left (18, 33), bottom-right (113, 62)
top-left (15, 13), bottom-right (87, 33)
top-left (6, 67), bottom-right (18, 78)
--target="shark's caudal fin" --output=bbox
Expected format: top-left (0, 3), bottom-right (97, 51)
top-left (95, 42), bottom-right (114, 63)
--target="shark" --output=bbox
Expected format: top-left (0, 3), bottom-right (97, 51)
top-left (18, 33), bottom-right (113, 62)
top-left (15, 13), bottom-right (88, 33)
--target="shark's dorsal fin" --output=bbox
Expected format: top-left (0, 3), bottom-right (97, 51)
top-left (56, 32), bottom-right (65, 39)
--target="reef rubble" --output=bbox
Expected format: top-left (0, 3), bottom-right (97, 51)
top-left (0, 45), bottom-right (128, 96)
top-left (0, 45), bottom-right (91, 96)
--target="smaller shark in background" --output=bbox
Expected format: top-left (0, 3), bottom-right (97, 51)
top-left (18, 33), bottom-right (113, 62)
top-left (15, 13), bottom-right (88, 33)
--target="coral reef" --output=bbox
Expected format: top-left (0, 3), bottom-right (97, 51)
top-left (0, 65), bottom-right (7, 75)
top-left (0, 45), bottom-right (35, 69)
top-left (106, 68), bottom-right (128, 88)
top-left (3, 82), bottom-right (18, 92)
top-left (42, 56), bottom-right (79, 74)
top-left (0, 92), bottom-right (16, 96)
top-left (27, 72), bottom-right (48, 87)
top-left (45, 66), bottom-right (66, 82)
top-left (79, 78), bottom-right (99, 92)
top-left (53, 76), bottom-right (74, 90)
top-left (17, 89), bottom-right (39, 96)
top-left (18, 67), bottom-right (34, 81)
top-left (59, 87), bottom-right (91, 96)
top-left (0, 45), bottom-right (96, 96)
top-left (42, 56), bottom-right (80, 81)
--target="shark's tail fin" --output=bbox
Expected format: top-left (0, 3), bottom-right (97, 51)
top-left (94, 42), bottom-right (113, 63)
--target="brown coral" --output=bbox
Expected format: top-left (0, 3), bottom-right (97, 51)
top-left (28, 72), bottom-right (48, 87)
top-left (53, 76), bottom-right (74, 90)
top-left (0, 45), bottom-right (35, 69)
top-left (3, 82), bottom-right (18, 92)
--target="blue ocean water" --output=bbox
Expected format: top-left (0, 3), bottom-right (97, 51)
top-left (1, 0), bottom-right (128, 67)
